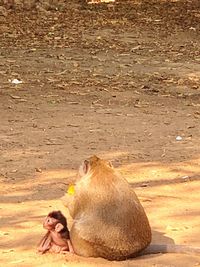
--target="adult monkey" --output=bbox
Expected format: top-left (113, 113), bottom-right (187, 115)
top-left (61, 155), bottom-right (151, 260)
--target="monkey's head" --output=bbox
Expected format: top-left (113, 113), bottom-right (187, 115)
top-left (78, 155), bottom-right (113, 178)
top-left (43, 211), bottom-right (67, 232)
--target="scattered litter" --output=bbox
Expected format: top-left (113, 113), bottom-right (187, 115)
top-left (181, 175), bottom-right (190, 180)
top-left (35, 168), bottom-right (42, 173)
top-left (10, 169), bottom-right (18, 173)
top-left (89, 129), bottom-right (102, 132)
top-left (166, 225), bottom-right (179, 231)
top-left (10, 260), bottom-right (25, 264)
top-left (0, 231), bottom-right (9, 236)
top-left (9, 95), bottom-right (27, 102)
top-left (88, 0), bottom-right (115, 3)
top-left (2, 249), bottom-right (14, 253)
top-left (68, 102), bottom-right (79, 105)
top-left (176, 136), bottom-right (182, 141)
top-left (3, 232), bottom-right (9, 235)
top-left (131, 45), bottom-right (142, 52)
top-left (67, 124), bottom-right (79, 127)
top-left (161, 149), bottom-right (166, 157)
top-left (140, 183), bottom-right (148, 187)
top-left (9, 79), bottom-right (23, 84)
top-left (9, 95), bottom-right (21, 99)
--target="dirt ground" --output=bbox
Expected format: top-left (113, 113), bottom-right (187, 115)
top-left (0, 0), bottom-right (200, 266)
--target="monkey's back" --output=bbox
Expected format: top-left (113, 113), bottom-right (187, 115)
top-left (71, 172), bottom-right (152, 260)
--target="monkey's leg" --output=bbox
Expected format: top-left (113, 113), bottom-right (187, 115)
top-left (37, 232), bottom-right (51, 254)
top-left (50, 243), bottom-right (62, 253)
top-left (59, 242), bottom-right (74, 254)
top-left (67, 239), bottom-right (74, 253)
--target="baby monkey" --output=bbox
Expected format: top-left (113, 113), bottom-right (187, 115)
top-left (38, 210), bottom-right (74, 254)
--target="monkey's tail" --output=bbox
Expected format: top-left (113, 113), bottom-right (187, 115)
top-left (140, 244), bottom-right (200, 256)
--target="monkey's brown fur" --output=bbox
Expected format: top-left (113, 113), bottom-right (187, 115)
top-left (62, 155), bottom-right (151, 260)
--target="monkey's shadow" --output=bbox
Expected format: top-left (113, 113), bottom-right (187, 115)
top-left (136, 229), bottom-right (175, 259)
top-left (151, 230), bottom-right (175, 245)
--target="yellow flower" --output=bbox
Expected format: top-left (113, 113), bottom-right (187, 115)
top-left (67, 184), bottom-right (75, 195)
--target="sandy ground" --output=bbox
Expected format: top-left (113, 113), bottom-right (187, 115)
top-left (0, 0), bottom-right (200, 266)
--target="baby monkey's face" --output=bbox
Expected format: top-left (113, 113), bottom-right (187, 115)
top-left (43, 216), bottom-right (58, 230)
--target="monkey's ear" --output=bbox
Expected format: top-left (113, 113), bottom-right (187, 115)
top-left (83, 160), bottom-right (89, 174)
top-left (55, 223), bottom-right (64, 232)
top-left (79, 159), bottom-right (90, 177)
